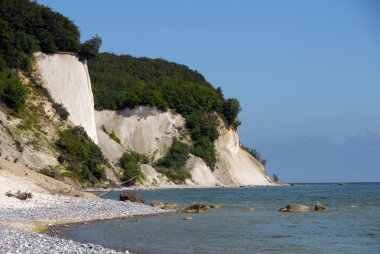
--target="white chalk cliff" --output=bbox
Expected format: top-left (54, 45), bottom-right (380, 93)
top-left (34, 52), bottom-right (98, 144)
top-left (34, 52), bottom-right (273, 186)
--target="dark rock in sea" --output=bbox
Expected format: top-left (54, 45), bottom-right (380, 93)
top-left (209, 204), bottom-right (221, 209)
top-left (181, 202), bottom-right (208, 213)
top-left (279, 204), bottom-right (310, 212)
top-left (119, 192), bottom-right (144, 203)
top-left (5, 191), bottom-right (32, 200)
top-left (315, 202), bottom-right (328, 211)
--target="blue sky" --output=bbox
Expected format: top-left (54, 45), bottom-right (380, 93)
top-left (37, 0), bottom-right (380, 182)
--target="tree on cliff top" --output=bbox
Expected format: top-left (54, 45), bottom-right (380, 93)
top-left (78, 35), bottom-right (102, 61)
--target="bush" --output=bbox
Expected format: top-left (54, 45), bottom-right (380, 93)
top-left (156, 140), bottom-right (191, 183)
top-left (119, 151), bottom-right (149, 185)
top-left (55, 126), bottom-right (106, 184)
top-left (52, 102), bottom-right (69, 120)
top-left (1, 74), bottom-right (27, 116)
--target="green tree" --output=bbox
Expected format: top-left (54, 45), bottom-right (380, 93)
top-left (78, 35), bottom-right (102, 61)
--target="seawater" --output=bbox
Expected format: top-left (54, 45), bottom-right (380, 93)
top-left (55, 183), bottom-right (380, 254)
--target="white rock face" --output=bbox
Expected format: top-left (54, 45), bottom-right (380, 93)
top-left (213, 125), bottom-right (274, 186)
top-left (95, 106), bottom-right (186, 161)
top-left (34, 52), bottom-right (98, 143)
top-left (139, 164), bottom-right (173, 186)
top-left (186, 155), bottom-right (220, 186)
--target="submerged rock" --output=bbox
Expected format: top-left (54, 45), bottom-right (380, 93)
top-left (209, 204), bottom-right (221, 209)
top-left (163, 202), bottom-right (177, 210)
top-left (245, 207), bottom-right (256, 212)
top-left (182, 216), bottom-right (193, 220)
top-left (181, 202), bottom-right (208, 213)
top-left (279, 204), bottom-right (310, 212)
top-left (119, 192), bottom-right (144, 203)
top-left (150, 201), bottom-right (177, 210)
top-left (150, 201), bottom-right (165, 208)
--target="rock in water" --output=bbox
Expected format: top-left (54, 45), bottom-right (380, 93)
top-left (245, 207), bottom-right (256, 212)
top-left (163, 202), bottom-right (177, 210)
top-left (209, 204), bottom-right (221, 209)
top-left (119, 192), bottom-right (144, 203)
top-left (315, 203), bottom-right (328, 211)
top-left (182, 216), bottom-right (193, 220)
top-left (279, 204), bottom-right (310, 212)
top-left (181, 202), bottom-right (208, 213)
top-left (150, 201), bottom-right (165, 208)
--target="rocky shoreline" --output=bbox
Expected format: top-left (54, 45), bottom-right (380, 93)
top-left (0, 192), bottom-right (169, 253)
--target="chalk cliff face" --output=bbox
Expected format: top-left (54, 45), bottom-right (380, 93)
top-left (95, 107), bottom-right (187, 162)
top-left (34, 52), bottom-right (98, 144)
top-left (213, 125), bottom-right (274, 186)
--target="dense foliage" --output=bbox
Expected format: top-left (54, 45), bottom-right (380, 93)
top-left (0, 0), bottom-right (81, 69)
top-left (0, 61), bottom-right (27, 116)
top-left (156, 140), bottom-right (191, 183)
top-left (89, 53), bottom-right (242, 168)
top-left (55, 127), bottom-right (106, 183)
top-left (119, 152), bottom-right (149, 186)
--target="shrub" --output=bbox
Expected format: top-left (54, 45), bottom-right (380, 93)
top-left (1, 75), bottom-right (27, 116)
top-left (156, 140), bottom-right (191, 183)
top-left (52, 102), bottom-right (69, 120)
top-left (55, 126), bottom-right (106, 184)
top-left (119, 151), bottom-right (149, 185)
top-left (273, 174), bottom-right (280, 183)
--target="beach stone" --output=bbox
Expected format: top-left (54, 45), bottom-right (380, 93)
top-left (182, 216), bottom-right (193, 220)
top-left (315, 203), bottom-right (328, 211)
top-left (279, 204), bottom-right (310, 212)
top-left (119, 192), bottom-right (144, 203)
top-left (181, 202), bottom-right (208, 213)
top-left (209, 204), bottom-right (221, 209)
top-left (5, 191), bottom-right (32, 200)
top-left (163, 202), bottom-right (177, 210)
top-left (150, 201), bottom-right (165, 208)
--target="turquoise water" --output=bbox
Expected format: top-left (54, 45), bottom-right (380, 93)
top-left (56, 183), bottom-right (380, 254)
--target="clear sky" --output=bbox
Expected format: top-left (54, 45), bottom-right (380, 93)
top-left (37, 0), bottom-right (380, 182)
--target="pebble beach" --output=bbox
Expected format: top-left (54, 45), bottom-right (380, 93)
top-left (0, 192), bottom-right (167, 253)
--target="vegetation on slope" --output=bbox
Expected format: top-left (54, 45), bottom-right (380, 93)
top-left (119, 151), bottom-right (149, 186)
top-left (56, 127), bottom-right (107, 184)
top-left (88, 53), bottom-right (242, 169)
top-left (155, 139), bottom-right (191, 183)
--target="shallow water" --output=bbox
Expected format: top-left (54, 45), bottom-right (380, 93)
top-left (56, 183), bottom-right (380, 254)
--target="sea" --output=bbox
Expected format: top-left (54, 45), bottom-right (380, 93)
top-left (54, 183), bottom-right (380, 254)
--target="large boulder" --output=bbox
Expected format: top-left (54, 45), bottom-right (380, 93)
top-left (5, 191), bottom-right (32, 201)
top-left (315, 202), bottom-right (328, 211)
top-left (279, 204), bottom-right (310, 212)
top-left (119, 192), bottom-right (144, 203)
top-left (181, 202), bottom-right (208, 213)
